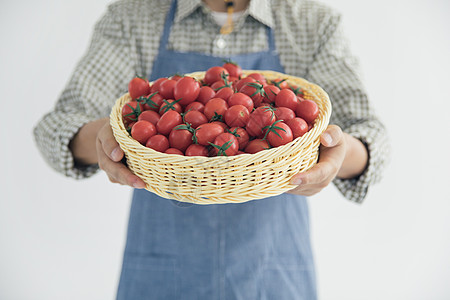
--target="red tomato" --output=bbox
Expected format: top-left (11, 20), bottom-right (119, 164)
top-left (204, 98), bottom-right (229, 121)
top-left (174, 76), bottom-right (201, 106)
top-left (239, 82), bottom-right (265, 106)
top-left (214, 86), bottom-right (234, 101)
top-left (137, 110), bottom-right (160, 125)
top-left (195, 123), bottom-right (224, 146)
top-left (229, 127), bottom-right (250, 150)
top-left (139, 92), bottom-right (163, 111)
top-left (185, 144), bottom-right (208, 157)
top-left (122, 100), bottom-right (143, 124)
top-left (128, 77), bottom-right (151, 100)
top-left (169, 125), bottom-right (193, 152)
top-left (235, 77), bottom-right (256, 91)
top-left (265, 121), bottom-right (293, 147)
top-left (222, 61), bottom-right (242, 78)
top-left (159, 79), bottom-right (177, 99)
top-left (184, 101), bottom-right (205, 113)
top-left (184, 110), bottom-right (208, 129)
top-left (274, 107), bottom-right (296, 122)
top-left (131, 120), bottom-right (157, 145)
top-left (170, 74), bottom-right (183, 81)
top-left (271, 78), bottom-right (289, 89)
top-left (146, 134), bottom-right (169, 152)
top-left (245, 106), bottom-right (276, 137)
top-left (296, 99), bottom-right (319, 124)
top-left (204, 66), bottom-right (229, 85)
top-left (286, 117), bottom-right (309, 139)
top-left (275, 88), bottom-right (299, 111)
top-left (196, 86), bottom-right (216, 105)
top-left (244, 139), bottom-right (270, 154)
top-left (263, 85), bottom-right (280, 104)
top-left (159, 99), bottom-right (182, 114)
top-left (210, 80), bottom-right (227, 91)
top-left (224, 105), bottom-right (250, 128)
top-left (165, 148), bottom-right (184, 155)
top-left (150, 77), bottom-right (168, 94)
top-left (210, 133), bottom-right (239, 156)
top-left (227, 92), bottom-right (254, 112)
top-left (156, 110), bottom-right (182, 136)
top-left (247, 73), bottom-right (267, 85)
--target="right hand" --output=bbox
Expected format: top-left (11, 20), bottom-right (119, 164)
top-left (71, 118), bottom-right (146, 189)
top-left (96, 121), bottom-right (146, 188)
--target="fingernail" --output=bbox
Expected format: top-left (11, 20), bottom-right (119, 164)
top-left (291, 177), bottom-right (302, 185)
top-left (133, 180), bottom-right (146, 189)
top-left (111, 147), bottom-right (122, 161)
top-left (322, 133), bottom-right (333, 145)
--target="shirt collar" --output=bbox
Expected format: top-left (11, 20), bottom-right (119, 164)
top-left (174, 0), bottom-right (274, 28)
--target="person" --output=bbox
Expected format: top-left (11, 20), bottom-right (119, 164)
top-left (34, 0), bottom-right (390, 299)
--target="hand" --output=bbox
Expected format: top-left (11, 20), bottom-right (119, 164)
top-left (96, 121), bottom-right (146, 188)
top-left (288, 125), bottom-right (346, 196)
top-left (71, 118), bottom-right (146, 189)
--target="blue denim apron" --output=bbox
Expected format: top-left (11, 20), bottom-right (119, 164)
top-left (116, 1), bottom-right (317, 299)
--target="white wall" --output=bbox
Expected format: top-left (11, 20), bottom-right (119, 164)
top-left (1, 0), bottom-right (449, 299)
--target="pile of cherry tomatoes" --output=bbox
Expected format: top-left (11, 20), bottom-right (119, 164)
top-left (122, 62), bottom-right (319, 157)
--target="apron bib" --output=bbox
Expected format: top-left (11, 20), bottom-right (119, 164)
top-left (117, 1), bottom-right (317, 299)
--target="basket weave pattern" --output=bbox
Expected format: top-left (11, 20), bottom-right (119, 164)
top-left (110, 70), bottom-right (331, 204)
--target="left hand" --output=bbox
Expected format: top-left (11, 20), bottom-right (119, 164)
top-left (288, 125), bottom-right (347, 196)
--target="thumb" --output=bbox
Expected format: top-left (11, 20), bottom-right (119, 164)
top-left (320, 125), bottom-right (343, 147)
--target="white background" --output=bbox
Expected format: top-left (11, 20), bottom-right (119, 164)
top-left (1, 0), bottom-right (449, 299)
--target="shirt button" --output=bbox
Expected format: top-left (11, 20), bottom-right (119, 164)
top-left (216, 37), bottom-right (226, 49)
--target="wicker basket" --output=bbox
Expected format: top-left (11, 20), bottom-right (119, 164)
top-left (110, 70), bottom-right (331, 204)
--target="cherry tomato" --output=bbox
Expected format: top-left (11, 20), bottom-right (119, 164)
top-left (214, 86), bottom-right (234, 101)
top-left (150, 77), bottom-right (168, 94)
top-left (271, 78), bottom-right (289, 89)
top-left (210, 133), bottom-right (239, 156)
top-left (139, 92), bottom-right (163, 111)
top-left (263, 85), bottom-right (280, 104)
top-left (224, 105), bottom-right (249, 128)
top-left (286, 117), bottom-right (309, 139)
top-left (274, 107), bottom-right (296, 122)
top-left (122, 100), bottom-right (143, 124)
top-left (159, 99), bottom-right (182, 114)
top-left (275, 88), bottom-right (299, 111)
top-left (184, 101), bottom-right (205, 113)
top-left (138, 110), bottom-right (160, 125)
top-left (184, 110), bottom-right (208, 129)
top-left (146, 134), bottom-right (169, 152)
top-left (128, 77), bottom-right (151, 100)
top-left (204, 66), bottom-right (229, 85)
top-left (156, 110), bottom-right (182, 136)
top-left (210, 121), bottom-right (229, 131)
top-left (244, 139), bottom-right (270, 154)
top-left (229, 127), bottom-right (250, 150)
top-left (247, 73), bottom-right (267, 85)
top-left (265, 121), bottom-right (293, 147)
top-left (227, 92), bottom-right (254, 112)
top-left (165, 148), bottom-right (184, 155)
top-left (169, 125), bottom-right (193, 152)
top-left (235, 77), bottom-right (256, 92)
top-left (296, 99), bottom-right (319, 124)
top-left (204, 98), bottom-right (229, 121)
top-left (170, 74), bottom-right (183, 81)
top-left (245, 106), bottom-right (276, 137)
top-left (174, 76), bottom-right (201, 106)
top-left (239, 82), bottom-right (265, 106)
top-left (222, 61), bottom-right (242, 78)
top-left (130, 120), bottom-right (157, 145)
top-left (195, 123), bottom-right (224, 146)
top-left (159, 79), bottom-right (177, 99)
top-left (196, 86), bottom-right (216, 105)
top-left (185, 144), bottom-right (208, 157)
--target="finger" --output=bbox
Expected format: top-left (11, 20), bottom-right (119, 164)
top-left (96, 138), bottom-right (146, 188)
top-left (320, 125), bottom-right (344, 148)
top-left (291, 161), bottom-right (334, 189)
top-left (98, 123), bottom-right (123, 162)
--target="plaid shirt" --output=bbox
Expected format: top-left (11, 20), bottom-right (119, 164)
top-left (33, 0), bottom-right (390, 203)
